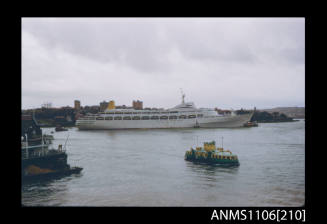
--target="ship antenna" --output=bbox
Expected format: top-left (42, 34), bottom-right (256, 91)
top-left (222, 136), bottom-right (224, 149)
top-left (180, 88), bottom-right (185, 104)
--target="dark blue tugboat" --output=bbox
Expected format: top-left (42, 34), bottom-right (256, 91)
top-left (22, 114), bottom-right (82, 182)
top-left (55, 125), bottom-right (68, 132)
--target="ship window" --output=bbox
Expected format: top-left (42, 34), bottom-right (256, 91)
top-left (141, 116), bottom-right (149, 120)
top-left (124, 112), bottom-right (132, 114)
top-left (169, 116), bottom-right (177, 119)
top-left (96, 117), bottom-right (104, 120)
top-left (115, 112), bottom-right (122, 114)
top-left (132, 116), bottom-right (140, 120)
top-left (114, 116), bottom-right (122, 120)
top-left (179, 115), bottom-right (187, 119)
top-left (197, 114), bottom-right (203, 118)
top-left (160, 116), bottom-right (168, 120)
top-left (188, 115), bottom-right (196, 119)
top-left (105, 116), bottom-right (113, 120)
top-left (123, 116), bottom-right (131, 120)
top-left (150, 116), bottom-right (159, 120)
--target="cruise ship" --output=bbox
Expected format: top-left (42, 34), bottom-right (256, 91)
top-left (76, 94), bottom-right (253, 130)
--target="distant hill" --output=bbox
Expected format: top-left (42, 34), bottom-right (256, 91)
top-left (259, 107), bottom-right (305, 119)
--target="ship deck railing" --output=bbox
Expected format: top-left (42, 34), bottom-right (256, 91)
top-left (21, 144), bottom-right (66, 160)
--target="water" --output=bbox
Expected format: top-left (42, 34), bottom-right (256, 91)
top-left (22, 120), bottom-right (305, 206)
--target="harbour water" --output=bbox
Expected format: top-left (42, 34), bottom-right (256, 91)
top-left (21, 120), bottom-right (305, 206)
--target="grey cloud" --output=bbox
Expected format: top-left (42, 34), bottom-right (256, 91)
top-left (23, 18), bottom-right (173, 73)
top-left (22, 18), bottom-right (305, 109)
top-left (23, 18), bottom-right (304, 71)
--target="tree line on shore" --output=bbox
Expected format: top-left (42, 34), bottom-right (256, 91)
top-left (21, 107), bottom-right (93, 127)
top-left (236, 109), bottom-right (295, 122)
top-left (250, 111), bottom-right (294, 123)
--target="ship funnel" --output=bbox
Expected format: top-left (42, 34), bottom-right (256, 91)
top-left (107, 100), bottom-right (115, 110)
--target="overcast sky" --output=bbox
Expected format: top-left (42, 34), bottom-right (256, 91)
top-left (22, 17), bottom-right (304, 110)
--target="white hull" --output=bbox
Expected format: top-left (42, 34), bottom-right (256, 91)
top-left (76, 113), bottom-right (253, 130)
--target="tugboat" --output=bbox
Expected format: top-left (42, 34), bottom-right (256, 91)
top-left (184, 140), bottom-right (240, 166)
top-left (243, 121), bottom-right (258, 127)
top-left (22, 143), bottom-right (83, 182)
top-left (22, 114), bottom-right (82, 182)
top-left (55, 125), bottom-right (68, 132)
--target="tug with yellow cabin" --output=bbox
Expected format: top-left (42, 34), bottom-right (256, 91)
top-left (185, 140), bottom-right (240, 166)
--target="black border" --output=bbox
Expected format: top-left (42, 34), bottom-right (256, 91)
top-left (10, 16), bottom-right (315, 223)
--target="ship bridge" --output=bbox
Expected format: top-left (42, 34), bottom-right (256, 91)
top-left (172, 102), bottom-right (196, 111)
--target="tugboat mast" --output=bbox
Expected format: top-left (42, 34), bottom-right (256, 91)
top-left (63, 134), bottom-right (70, 151)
